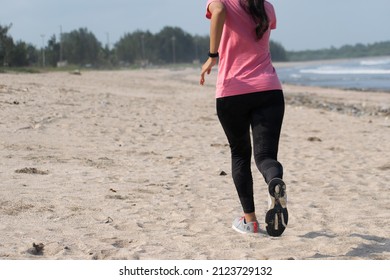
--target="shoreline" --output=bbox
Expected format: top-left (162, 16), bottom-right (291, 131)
top-left (282, 83), bottom-right (390, 117)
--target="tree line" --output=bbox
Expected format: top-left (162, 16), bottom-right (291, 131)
top-left (289, 41), bottom-right (390, 61)
top-left (2, 23), bottom-right (389, 68)
top-left (0, 24), bottom-right (288, 68)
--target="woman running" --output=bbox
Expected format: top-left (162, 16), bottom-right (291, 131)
top-left (200, 0), bottom-right (288, 237)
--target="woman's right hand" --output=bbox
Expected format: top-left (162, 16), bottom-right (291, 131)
top-left (200, 57), bottom-right (217, 86)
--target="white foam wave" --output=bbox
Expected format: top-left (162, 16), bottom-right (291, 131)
top-left (360, 58), bottom-right (390, 66)
top-left (300, 67), bottom-right (390, 75)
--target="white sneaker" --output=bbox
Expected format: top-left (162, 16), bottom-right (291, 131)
top-left (232, 216), bottom-right (260, 234)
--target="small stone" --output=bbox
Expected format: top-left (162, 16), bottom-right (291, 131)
top-left (307, 137), bottom-right (322, 142)
top-left (29, 243), bottom-right (44, 255)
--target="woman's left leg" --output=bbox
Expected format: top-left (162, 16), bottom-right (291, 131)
top-left (216, 96), bottom-right (255, 215)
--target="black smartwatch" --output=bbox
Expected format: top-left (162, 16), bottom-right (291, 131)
top-left (208, 51), bottom-right (219, 58)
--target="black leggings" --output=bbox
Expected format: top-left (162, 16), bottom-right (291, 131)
top-left (216, 90), bottom-right (285, 214)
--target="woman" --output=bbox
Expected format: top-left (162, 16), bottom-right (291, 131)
top-left (200, 0), bottom-right (288, 237)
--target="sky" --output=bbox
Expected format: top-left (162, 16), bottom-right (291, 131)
top-left (1, 0), bottom-right (389, 51)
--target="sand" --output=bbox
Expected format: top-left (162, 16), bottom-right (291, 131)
top-left (0, 67), bottom-right (389, 260)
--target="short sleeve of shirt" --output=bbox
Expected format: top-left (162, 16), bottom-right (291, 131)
top-left (267, 2), bottom-right (277, 29)
top-left (206, 0), bottom-right (221, 19)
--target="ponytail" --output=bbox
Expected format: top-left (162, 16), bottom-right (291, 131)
top-left (241, 0), bottom-right (269, 40)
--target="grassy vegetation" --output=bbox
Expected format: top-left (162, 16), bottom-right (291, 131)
top-left (288, 41), bottom-right (390, 61)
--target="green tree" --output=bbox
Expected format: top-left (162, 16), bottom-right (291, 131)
top-left (62, 28), bottom-right (102, 65)
top-left (115, 30), bottom-right (153, 64)
top-left (155, 26), bottom-right (195, 64)
top-left (10, 41), bottom-right (29, 66)
top-left (192, 35), bottom-right (209, 62)
top-left (270, 41), bottom-right (288, 61)
top-left (0, 24), bottom-right (14, 66)
top-left (26, 44), bottom-right (38, 65)
top-left (287, 41), bottom-right (390, 61)
top-left (46, 35), bottom-right (60, 67)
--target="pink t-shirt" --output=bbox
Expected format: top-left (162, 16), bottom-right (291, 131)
top-left (206, 0), bottom-right (282, 98)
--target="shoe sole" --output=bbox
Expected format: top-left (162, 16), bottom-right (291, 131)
top-left (265, 178), bottom-right (288, 237)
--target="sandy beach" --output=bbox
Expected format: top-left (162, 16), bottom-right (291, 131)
top-left (0, 67), bottom-right (389, 260)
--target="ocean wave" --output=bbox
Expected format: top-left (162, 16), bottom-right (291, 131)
top-left (360, 58), bottom-right (390, 66)
top-left (300, 67), bottom-right (390, 75)
top-left (277, 57), bottom-right (390, 91)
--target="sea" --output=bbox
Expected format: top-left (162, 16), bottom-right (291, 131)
top-left (275, 56), bottom-right (390, 92)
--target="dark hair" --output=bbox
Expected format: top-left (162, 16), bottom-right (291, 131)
top-left (240, 0), bottom-right (269, 40)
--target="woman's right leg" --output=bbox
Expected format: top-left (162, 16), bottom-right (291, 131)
top-left (250, 90), bottom-right (285, 184)
top-left (248, 90), bottom-right (288, 236)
